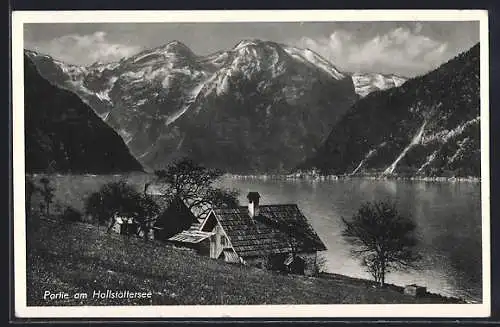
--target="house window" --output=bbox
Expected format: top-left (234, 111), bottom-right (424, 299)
top-left (220, 235), bottom-right (227, 247)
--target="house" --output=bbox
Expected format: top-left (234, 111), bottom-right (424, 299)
top-left (109, 183), bottom-right (199, 241)
top-left (179, 191), bottom-right (327, 275)
top-left (153, 195), bottom-right (199, 241)
top-left (111, 215), bottom-right (139, 236)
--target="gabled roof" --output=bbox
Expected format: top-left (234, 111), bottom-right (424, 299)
top-left (210, 204), bottom-right (327, 258)
top-left (154, 196), bottom-right (198, 228)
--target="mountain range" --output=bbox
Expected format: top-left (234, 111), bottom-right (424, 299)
top-left (24, 40), bottom-right (480, 177)
top-left (303, 43), bottom-right (480, 178)
top-left (25, 40), bottom-right (406, 173)
top-left (24, 54), bottom-right (143, 174)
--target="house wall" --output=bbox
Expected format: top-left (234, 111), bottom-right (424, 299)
top-left (299, 251), bottom-right (318, 276)
top-left (198, 238), bottom-right (211, 256)
top-left (244, 251), bottom-right (318, 275)
top-left (209, 223), bottom-right (228, 259)
top-left (222, 250), bottom-right (241, 263)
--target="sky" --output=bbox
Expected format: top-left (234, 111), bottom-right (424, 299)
top-left (24, 21), bottom-right (479, 77)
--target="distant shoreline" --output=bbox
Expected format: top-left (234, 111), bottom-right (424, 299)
top-left (27, 172), bottom-right (481, 183)
top-left (225, 173), bottom-right (481, 183)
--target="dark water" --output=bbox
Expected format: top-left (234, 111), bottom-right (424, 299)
top-left (219, 177), bottom-right (483, 302)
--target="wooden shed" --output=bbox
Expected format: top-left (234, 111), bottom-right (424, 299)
top-left (404, 284), bottom-right (427, 297)
top-left (111, 216), bottom-right (139, 236)
top-left (168, 229), bottom-right (213, 256)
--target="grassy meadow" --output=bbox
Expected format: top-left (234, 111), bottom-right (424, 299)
top-left (27, 218), bottom-right (463, 306)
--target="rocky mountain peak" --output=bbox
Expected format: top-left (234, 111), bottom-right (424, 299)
top-left (25, 39), bottom-right (420, 173)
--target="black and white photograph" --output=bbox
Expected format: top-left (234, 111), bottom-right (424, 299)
top-left (12, 10), bottom-right (490, 318)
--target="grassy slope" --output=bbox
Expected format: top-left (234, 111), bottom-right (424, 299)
top-left (27, 218), bottom-right (463, 306)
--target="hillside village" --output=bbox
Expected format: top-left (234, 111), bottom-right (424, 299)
top-left (106, 186), bottom-right (327, 276)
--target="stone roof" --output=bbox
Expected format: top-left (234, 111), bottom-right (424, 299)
top-left (211, 204), bottom-right (327, 258)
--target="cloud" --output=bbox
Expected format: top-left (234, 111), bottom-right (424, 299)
top-left (291, 26), bottom-right (449, 76)
top-left (28, 31), bottom-right (141, 65)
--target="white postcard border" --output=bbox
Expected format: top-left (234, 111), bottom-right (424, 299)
top-left (12, 9), bottom-right (491, 318)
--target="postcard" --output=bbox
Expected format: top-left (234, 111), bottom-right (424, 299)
top-left (12, 9), bottom-right (490, 318)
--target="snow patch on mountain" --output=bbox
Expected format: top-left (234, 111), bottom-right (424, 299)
top-left (96, 90), bottom-right (111, 103)
top-left (422, 116), bottom-right (479, 144)
top-left (416, 116), bottom-right (479, 173)
top-left (119, 128), bottom-right (134, 145)
top-left (217, 69), bottom-right (231, 96)
top-left (352, 73), bottom-right (407, 97)
top-left (283, 46), bottom-right (345, 80)
top-left (417, 151), bottom-right (438, 174)
top-left (162, 78), bottom-right (209, 126)
top-left (98, 111), bottom-right (111, 121)
top-left (449, 137), bottom-right (470, 164)
top-left (165, 107), bottom-right (189, 126)
top-left (383, 120), bottom-right (427, 175)
top-left (136, 99), bottom-right (147, 106)
top-left (350, 148), bottom-right (377, 175)
top-left (138, 149), bottom-right (151, 159)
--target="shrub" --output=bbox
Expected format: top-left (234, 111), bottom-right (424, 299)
top-left (60, 206), bottom-right (82, 223)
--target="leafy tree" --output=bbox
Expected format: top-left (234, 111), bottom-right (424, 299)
top-left (154, 158), bottom-right (239, 219)
top-left (39, 177), bottom-right (55, 218)
top-left (341, 201), bottom-right (421, 287)
top-left (84, 180), bottom-right (159, 236)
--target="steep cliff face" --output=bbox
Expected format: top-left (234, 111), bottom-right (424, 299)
top-left (24, 55), bottom-right (143, 173)
top-left (26, 40), bottom-right (361, 173)
top-left (305, 43), bottom-right (480, 178)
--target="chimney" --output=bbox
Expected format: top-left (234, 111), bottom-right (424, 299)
top-left (247, 192), bottom-right (261, 218)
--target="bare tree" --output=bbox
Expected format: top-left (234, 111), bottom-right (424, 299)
top-left (154, 158), bottom-right (239, 219)
top-left (39, 177), bottom-right (55, 218)
top-left (341, 200), bottom-right (421, 287)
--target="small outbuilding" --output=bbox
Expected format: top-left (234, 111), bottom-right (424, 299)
top-left (404, 284), bottom-right (427, 297)
top-left (168, 229), bottom-right (213, 255)
top-left (111, 216), bottom-right (139, 236)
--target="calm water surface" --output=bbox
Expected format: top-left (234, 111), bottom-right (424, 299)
top-left (219, 177), bottom-right (482, 302)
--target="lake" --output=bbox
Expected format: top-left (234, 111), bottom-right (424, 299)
top-left (219, 177), bottom-right (483, 303)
